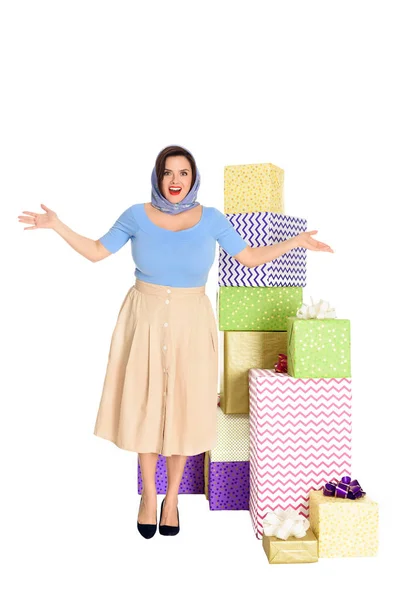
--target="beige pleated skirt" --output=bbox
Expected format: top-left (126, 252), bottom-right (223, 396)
top-left (93, 278), bottom-right (219, 457)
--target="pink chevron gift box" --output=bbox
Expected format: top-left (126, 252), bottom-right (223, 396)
top-left (248, 369), bottom-right (352, 539)
top-left (218, 211), bottom-right (307, 287)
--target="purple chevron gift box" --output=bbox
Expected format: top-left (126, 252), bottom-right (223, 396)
top-left (137, 453), bottom-right (205, 494)
top-left (218, 211), bottom-right (307, 287)
top-left (248, 369), bottom-right (352, 539)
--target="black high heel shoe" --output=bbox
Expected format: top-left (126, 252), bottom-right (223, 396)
top-left (159, 497), bottom-right (180, 536)
top-left (137, 496), bottom-right (157, 539)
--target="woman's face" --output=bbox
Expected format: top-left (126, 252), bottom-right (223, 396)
top-left (160, 155), bottom-right (193, 203)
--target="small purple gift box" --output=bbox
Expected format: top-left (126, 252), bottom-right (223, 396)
top-left (205, 452), bottom-right (249, 510)
top-left (137, 453), bottom-right (205, 494)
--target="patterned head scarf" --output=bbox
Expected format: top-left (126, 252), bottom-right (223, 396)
top-left (150, 146), bottom-right (200, 214)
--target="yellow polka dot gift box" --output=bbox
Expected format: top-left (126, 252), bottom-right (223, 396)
top-left (224, 163), bottom-right (284, 214)
top-left (309, 489), bottom-right (379, 558)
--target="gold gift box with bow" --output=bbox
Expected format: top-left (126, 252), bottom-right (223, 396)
top-left (262, 529), bottom-right (319, 564)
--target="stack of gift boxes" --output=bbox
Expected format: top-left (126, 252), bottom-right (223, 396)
top-left (204, 162), bottom-right (379, 562)
top-left (205, 163), bottom-right (306, 508)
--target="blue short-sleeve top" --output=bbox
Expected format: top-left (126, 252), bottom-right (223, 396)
top-left (98, 203), bottom-right (248, 287)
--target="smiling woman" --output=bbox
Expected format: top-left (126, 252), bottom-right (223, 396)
top-left (92, 144), bottom-right (260, 536)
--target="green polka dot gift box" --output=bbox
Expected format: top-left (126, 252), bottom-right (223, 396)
top-left (218, 286), bottom-right (303, 331)
top-left (287, 317), bottom-right (351, 378)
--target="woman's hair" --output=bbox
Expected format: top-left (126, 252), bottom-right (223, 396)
top-left (155, 145), bottom-right (197, 193)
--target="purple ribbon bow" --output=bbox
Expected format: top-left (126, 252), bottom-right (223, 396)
top-left (323, 476), bottom-right (366, 500)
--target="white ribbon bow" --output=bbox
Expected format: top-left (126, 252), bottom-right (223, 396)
top-left (296, 297), bottom-right (336, 320)
top-left (263, 509), bottom-right (310, 540)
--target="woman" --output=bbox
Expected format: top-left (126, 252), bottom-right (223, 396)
top-left (18, 145), bottom-right (333, 540)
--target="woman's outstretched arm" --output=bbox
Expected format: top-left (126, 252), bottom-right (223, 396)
top-left (235, 230), bottom-right (333, 268)
top-left (18, 203), bottom-right (110, 262)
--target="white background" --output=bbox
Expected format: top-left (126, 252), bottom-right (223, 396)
top-left (1, 1), bottom-right (398, 598)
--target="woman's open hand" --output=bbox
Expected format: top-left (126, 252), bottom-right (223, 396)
top-left (295, 230), bottom-right (333, 253)
top-left (18, 203), bottom-right (58, 230)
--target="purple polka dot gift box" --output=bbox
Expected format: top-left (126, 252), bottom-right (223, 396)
top-left (204, 407), bottom-right (250, 510)
top-left (205, 453), bottom-right (250, 510)
top-left (137, 453), bottom-right (205, 495)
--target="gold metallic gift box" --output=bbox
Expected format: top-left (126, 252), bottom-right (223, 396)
top-left (309, 490), bottom-right (379, 558)
top-left (224, 163), bottom-right (284, 214)
top-left (219, 331), bottom-right (287, 414)
top-left (262, 529), bottom-right (319, 564)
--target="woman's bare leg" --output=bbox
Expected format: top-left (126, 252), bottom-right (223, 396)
top-left (161, 454), bottom-right (188, 526)
top-left (137, 452), bottom-right (158, 524)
